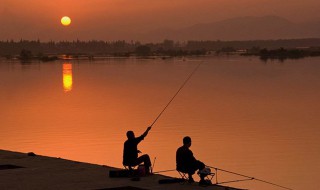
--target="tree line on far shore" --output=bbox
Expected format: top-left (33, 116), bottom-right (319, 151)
top-left (1, 38), bottom-right (320, 61)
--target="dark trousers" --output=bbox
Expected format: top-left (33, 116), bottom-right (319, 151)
top-left (178, 160), bottom-right (205, 176)
top-left (133, 154), bottom-right (151, 168)
top-left (188, 160), bottom-right (205, 175)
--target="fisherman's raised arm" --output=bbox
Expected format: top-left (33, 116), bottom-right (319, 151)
top-left (142, 126), bottom-right (152, 138)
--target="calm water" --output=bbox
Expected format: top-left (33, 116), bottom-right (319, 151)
top-left (0, 56), bottom-right (319, 190)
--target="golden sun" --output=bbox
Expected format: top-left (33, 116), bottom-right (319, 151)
top-left (61, 16), bottom-right (71, 26)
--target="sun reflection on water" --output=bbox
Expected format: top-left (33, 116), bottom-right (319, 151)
top-left (63, 63), bottom-right (73, 92)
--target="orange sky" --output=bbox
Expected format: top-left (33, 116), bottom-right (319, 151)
top-left (1, 0), bottom-right (320, 41)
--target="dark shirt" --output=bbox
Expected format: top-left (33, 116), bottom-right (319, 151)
top-left (176, 145), bottom-right (197, 171)
top-left (123, 135), bottom-right (144, 166)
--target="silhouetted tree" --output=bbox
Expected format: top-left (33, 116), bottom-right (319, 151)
top-left (19, 49), bottom-right (33, 60)
top-left (162, 39), bottom-right (174, 50)
top-left (135, 45), bottom-right (151, 56)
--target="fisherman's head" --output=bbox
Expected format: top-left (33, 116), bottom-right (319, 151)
top-left (126, 131), bottom-right (135, 139)
top-left (183, 136), bottom-right (192, 147)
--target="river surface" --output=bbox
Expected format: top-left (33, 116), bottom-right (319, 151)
top-left (0, 56), bottom-right (319, 190)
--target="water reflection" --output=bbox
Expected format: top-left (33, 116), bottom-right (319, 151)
top-left (1, 57), bottom-right (319, 190)
top-left (63, 63), bottom-right (73, 92)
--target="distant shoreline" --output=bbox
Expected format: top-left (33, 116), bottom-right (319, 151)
top-left (1, 38), bottom-right (320, 62)
top-left (2, 49), bottom-right (320, 63)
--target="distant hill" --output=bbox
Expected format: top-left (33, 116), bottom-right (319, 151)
top-left (143, 16), bottom-right (320, 42)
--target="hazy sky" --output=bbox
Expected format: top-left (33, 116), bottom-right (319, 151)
top-left (1, 0), bottom-right (320, 41)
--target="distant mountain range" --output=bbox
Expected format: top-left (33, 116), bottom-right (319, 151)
top-left (142, 16), bottom-right (320, 42)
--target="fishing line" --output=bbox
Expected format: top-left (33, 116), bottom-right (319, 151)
top-left (144, 60), bottom-right (292, 190)
top-left (152, 169), bottom-right (176, 174)
top-left (208, 166), bottom-right (293, 190)
top-left (150, 61), bottom-right (202, 127)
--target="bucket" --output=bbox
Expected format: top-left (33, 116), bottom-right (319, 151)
top-left (137, 165), bottom-right (146, 176)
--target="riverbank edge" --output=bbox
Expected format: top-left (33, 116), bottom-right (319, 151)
top-left (0, 149), bottom-right (241, 190)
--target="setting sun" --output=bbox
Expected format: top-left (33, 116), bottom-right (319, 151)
top-left (61, 16), bottom-right (71, 26)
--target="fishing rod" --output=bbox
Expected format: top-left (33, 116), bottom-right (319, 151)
top-left (152, 169), bottom-right (176, 174)
top-left (149, 61), bottom-right (202, 128)
top-left (208, 166), bottom-right (293, 190)
top-left (144, 62), bottom-right (293, 189)
top-left (145, 61), bottom-right (201, 176)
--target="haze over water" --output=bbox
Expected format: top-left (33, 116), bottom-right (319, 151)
top-left (0, 57), bottom-right (319, 189)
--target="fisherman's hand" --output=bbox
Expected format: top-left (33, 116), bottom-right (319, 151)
top-left (142, 126), bottom-right (152, 137)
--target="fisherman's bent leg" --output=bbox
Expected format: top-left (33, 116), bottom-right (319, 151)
top-left (139, 154), bottom-right (151, 167)
top-left (187, 162), bottom-right (198, 180)
top-left (136, 154), bottom-right (151, 173)
top-left (196, 160), bottom-right (206, 180)
top-left (196, 160), bottom-right (205, 171)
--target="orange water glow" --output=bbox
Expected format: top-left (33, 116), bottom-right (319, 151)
top-left (1, 58), bottom-right (319, 190)
top-left (63, 63), bottom-right (73, 92)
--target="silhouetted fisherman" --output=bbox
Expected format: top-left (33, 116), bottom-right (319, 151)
top-left (123, 126), bottom-right (152, 174)
top-left (176, 136), bottom-right (211, 186)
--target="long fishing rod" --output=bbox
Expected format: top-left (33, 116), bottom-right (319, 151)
top-left (208, 166), bottom-right (293, 190)
top-left (146, 62), bottom-right (201, 176)
top-left (149, 61), bottom-right (202, 127)
top-left (145, 62), bottom-right (292, 190)
top-left (152, 169), bottom-right (176, 174)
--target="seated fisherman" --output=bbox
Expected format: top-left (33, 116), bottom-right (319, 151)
top-left (176, 136), bottom-right (210, 185)
top-left (123, 126), bottom-right (152, 174)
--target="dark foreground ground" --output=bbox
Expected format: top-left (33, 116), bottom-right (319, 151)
top-left (0, 149), bottom-right (242, 190)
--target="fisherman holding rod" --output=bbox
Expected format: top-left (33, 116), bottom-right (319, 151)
top-left (176, 136), bottom-right (212, 186)
top-left (123, 126), bottom-right (152, 174)
top-left (122, 62), bottom-right (202, 176)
